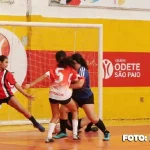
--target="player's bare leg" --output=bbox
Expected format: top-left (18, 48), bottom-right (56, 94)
top-left (45, 103), bottom-right (60, 143)
top-left (8, 96), bottom-right (45, 132)
top-left (82, 104), bottom-right (110, 141)
top-left (65, 99), bottom-right (80, 140)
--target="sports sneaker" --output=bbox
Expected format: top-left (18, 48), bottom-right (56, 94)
top-left (73, 134), bottom-right (80, 140)
top-left (103, 131), bottom-right (110, 141)
top-left (45, 138), bottom-right (54, 143)
top-left (34, 123), bottom-right (45, 132)
top-left (53, 132), bottom-right (68, 139)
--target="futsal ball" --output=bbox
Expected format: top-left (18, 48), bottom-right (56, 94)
top-left (54, 123), bottom-right (60, 134)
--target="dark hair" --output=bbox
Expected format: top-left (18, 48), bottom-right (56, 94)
top-left (0, 55), bottom-right (8, 62)
top-left (57, 56), bottom-right (75, 69)
top-left (71, 53), bottom-right (88, 70)
top-left (55, 50), bottom-right (67, 62)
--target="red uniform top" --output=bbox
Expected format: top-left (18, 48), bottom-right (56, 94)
top-left (45, 67), bottom-right (78, 100)
top-left (0, 70), bottom-right (16, 99)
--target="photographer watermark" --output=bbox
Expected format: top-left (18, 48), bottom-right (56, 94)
top-left (122, 134), bottom-right (150, 142)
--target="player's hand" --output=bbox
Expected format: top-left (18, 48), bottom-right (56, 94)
top-left (24, 84), bottom-right (31, 89)
top-left (25, 94), bottom-right (35, 101)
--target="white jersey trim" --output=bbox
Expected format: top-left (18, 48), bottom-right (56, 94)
top-left (45, 71), bottom-right (50, 77)
top-left (79, 67), bottom-right (85, 77)
top-left (1, 70), bottom-right (9, 97)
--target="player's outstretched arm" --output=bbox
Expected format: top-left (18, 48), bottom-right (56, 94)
top-left (25, 74), bottom-right (48, 89)
top-left (14, 83), bottom-right (35, 101)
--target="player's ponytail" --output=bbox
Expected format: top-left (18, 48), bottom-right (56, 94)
top-left (71, 53), bottom-right (88, 70)
top-left (0, 55), bottom-right (8, 62)
top-left (58, 56), bottom-right (75, 69)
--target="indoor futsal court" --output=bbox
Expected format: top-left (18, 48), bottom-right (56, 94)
top-left (0, 0), bottom-right (150, 148)
top-left (0, 124), bottom-right (150, 150)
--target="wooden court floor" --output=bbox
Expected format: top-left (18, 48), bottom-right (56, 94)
top-left (0, 125), bottom-right (150, 150)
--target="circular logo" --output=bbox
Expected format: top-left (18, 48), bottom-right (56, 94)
top-left (102, 59), bottom-right (113, 79)
top-left (0, 28), bottom-right (27, 93)
top-left (0, 33), bottom-right (10, 56)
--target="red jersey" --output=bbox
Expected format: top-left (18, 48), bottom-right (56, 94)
top-left (0, 70), bottom-right (16, 99)
top-left (45, 67), bottom-right (78, 100)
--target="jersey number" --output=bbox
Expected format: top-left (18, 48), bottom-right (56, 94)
top-left (55, 68), bottom-right (73, 83)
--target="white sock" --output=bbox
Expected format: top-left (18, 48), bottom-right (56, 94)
top-left (72, 119), bottom-right (78, 136)
top-left (47, 123), bottom-right (56, 139)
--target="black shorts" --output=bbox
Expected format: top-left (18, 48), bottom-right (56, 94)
top-left (49, 97), bottom-right (71, 105)
top-left (0, 96), bottom-right (12, 105)
top-left (72, 94), bottom-right (94, 108)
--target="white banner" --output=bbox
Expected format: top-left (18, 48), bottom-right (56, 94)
top-left (50, 0), bottom-right (150, 10)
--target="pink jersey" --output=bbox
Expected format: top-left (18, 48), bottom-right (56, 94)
top-left (45, 67), bottom-right (78, 100)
